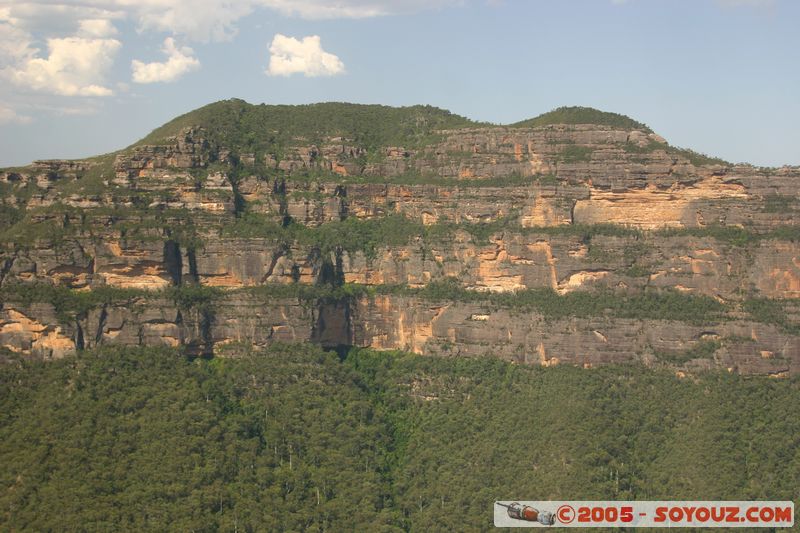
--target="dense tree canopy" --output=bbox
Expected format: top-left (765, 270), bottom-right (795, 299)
top-left (1, 344), bottom-right (798, 531)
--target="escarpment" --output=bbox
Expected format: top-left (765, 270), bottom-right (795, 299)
top-left (1, 100), bottom-right (798, 375)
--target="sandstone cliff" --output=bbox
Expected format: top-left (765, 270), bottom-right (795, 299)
top-left (1, 101), bottom-right (798, 375)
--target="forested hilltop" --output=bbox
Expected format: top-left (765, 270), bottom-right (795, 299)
top-left (1, 345), bottom-right (798, 531)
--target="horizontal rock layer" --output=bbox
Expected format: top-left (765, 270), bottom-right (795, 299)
top-left (1, 292), bottom-right (797, 377)
top-left (2, 117), bottom-right (798, 374)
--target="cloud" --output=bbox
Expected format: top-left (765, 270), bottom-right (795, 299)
top-left (125, 0), bottom-right (460, 40)
top-left (0, 104), bottom-right (31, 124)
top-left (614, 0), bottom-right (773, 5)
top-left (615, 0), bottom-right (775, 6)
top-left (715, 0), bottom-right (773, 6)
top-left (0, 1), bottom-right (463, 43)
top-left (0, 0), bottom-right (456, 122)
top-left (77, 18), bottom-right (118, 38)
top-left (132, 37), bottom-right (200, 83)
top-left (123, 0), bottom-right (255, 42)
top-left (262, 0), bottom-right (462, 19)
top-left (4, 34), bottom-right (121, 96)
top-left (266, 34), bottom-right (344, 77)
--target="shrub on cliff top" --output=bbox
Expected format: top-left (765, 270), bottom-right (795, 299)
top-left (136, 99), bottom-right (479, 153)
top-left (512, 106), bottom-right (653, 132)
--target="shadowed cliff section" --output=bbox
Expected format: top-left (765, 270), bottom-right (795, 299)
top-left (1, 99), bottom-right (798, 374)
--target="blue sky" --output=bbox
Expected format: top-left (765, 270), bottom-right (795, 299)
top-left (0, 0), bottom-right (798, 167)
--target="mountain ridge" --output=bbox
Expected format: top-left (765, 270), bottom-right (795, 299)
top-left (1, 98), bottom-right (798, 376)
top-left (2, 99), bottom-right (749, 171)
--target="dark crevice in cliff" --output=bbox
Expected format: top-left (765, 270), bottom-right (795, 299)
top-left (186, 248), bottom-right (200, 284)
top-left (273, 177), bottom-right (293, 226)
top-left (175, 310), bottom-right (187, 349)
top-left (318, 247), bottom-right (345, 287)
top-left (263, 244), bottom-right (288, 282)
top-left (95, 305), bottom-right (108, 345)
top-left (318, 261), bottom-right (336, 285)
top-left (334, 185), bottom-right (349, 220)
top-left (312, 247), bottom-right (353, 352)
top-left (312, 299), bottom-right (353, 351)
top-left (0, 256), bottom-right (14, 287)
top-left (199, 309), bottom-right (214, 357)
top-left (74, 321), bottom-right (85, 351)
top-left (230, 177), bottom-right (246, 218)
top-left (164, 240), bottom-right (182, 286)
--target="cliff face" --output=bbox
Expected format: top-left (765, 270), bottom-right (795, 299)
top-left (1, 102), bottom-right (798, 374)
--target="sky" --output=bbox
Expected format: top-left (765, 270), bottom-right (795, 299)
top-left (0, 0), bottom-right (798, 168)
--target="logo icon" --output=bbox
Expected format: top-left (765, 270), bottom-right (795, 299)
top-left (496, 502), bottom-right (556, 525)
top-left (557, 504), bottom-right (576, 524)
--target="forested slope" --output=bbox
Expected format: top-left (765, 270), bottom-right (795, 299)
top-left (2, 345), bottom-right (798, 531)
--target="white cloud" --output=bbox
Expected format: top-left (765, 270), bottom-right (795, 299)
top-left (77, 18), bottom-right (118, 38)
top-left (0, 3), bottom-right (124, 36)
top-left (0, 19), bottom-right (35, 68)
top-left (262, 0), bottom-right (462, 19)
top-left (120, 0), bottom-right (255, 42)
top-left (611, 0), bottom-right (775, 7)
top-left (0, 1), bottom-right (462, 43)
top-left (615, 0), bottom-right (773, 5)
top-left (715, 0), bottom-right (773, 6)
top-left (260, 0), bottom-right (395, 19)
top-left (4, 35), bottom-right (121, 96)
top-left (0, 0), bottom-right (456, 122)
top-left (132, 37), bottom-right (200, 83)
top-left (0, 104), bottom-right (31, 124)
top-left (267, 34), bottom-right (344, 77)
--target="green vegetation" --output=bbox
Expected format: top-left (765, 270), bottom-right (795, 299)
top-left (654, 339), bottom-right (721, 364)
top-left (0, 280), bottom-right (730, 325)
top-left (656, 225), bottom-right (758, 247)
top-left (559, 145), bottom-right (594, 163)
top-left (656, 224), bottom-right (799, 246)
top-left (136, 99), bottom-right (480, 154)
top-left (0, 205), bottom-right (205, 250)
top-left (0, 284), bottom-right (145, 322)
top-left (223, 214), bottom-right (657, 259)
top-left (0, 212), bottom-right (72, 248)
top-left (622, 139), bottom-right (729, 166)
top-left (743, 298), bottom-right (800, 335)
top-left (620, 264), bottom-right (652, 278)
top-left (521, 222), bottom-right (642, 239)
top-left (165, 285), bottom-right (224, 312)
top-left (1, 344), bottom-right (798, 531)
top-left (666, 146), bottom-right (729, 167)
top-left (623, 140), bottom-right (668, 154)
top-left (287, 170), bottom-right (561, 188)
top-left (0, 284), bottom-right (225, 321)
top-left (412, 279), bottom-right (726, 323)
top-left (223, 213), bottom-right (425, 259)
top-left (8, 279), bottom-right (800, 332)
top-left (764, 226), bottom-right (800, 241)
top-left (762, 194), bottom-right (798, 214)
top-left (0, 345), bottom-right (396, 531)
top-left (513, 106), bottom-right (653, 132)
top-left (0, 204), bottom-right (23, 228)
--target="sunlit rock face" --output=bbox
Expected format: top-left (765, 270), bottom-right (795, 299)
top-left (2, 102), bottom-right (798, 374)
